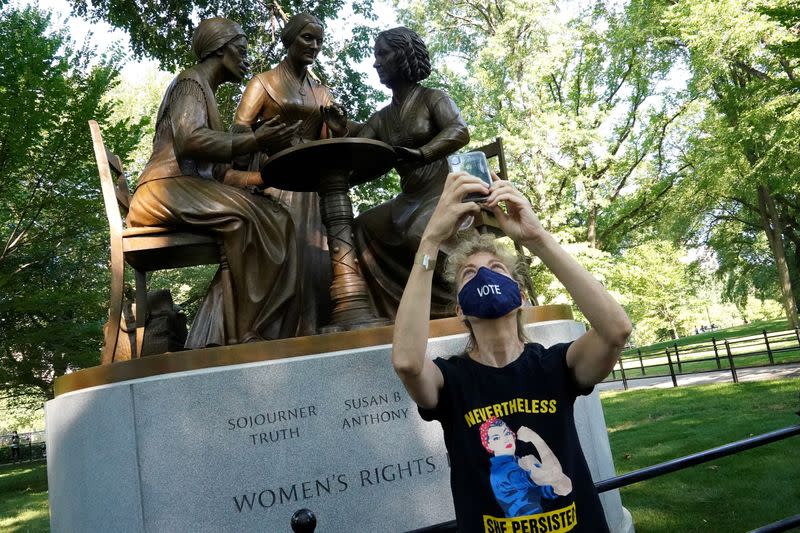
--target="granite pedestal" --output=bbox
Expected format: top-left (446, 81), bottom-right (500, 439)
top-left (46, 318), bottom-right (633, 533)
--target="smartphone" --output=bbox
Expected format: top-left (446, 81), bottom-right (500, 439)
top-left (448, 151), bottom-right (492, 202)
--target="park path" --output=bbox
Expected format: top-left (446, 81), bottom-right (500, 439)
top-left (597, 362), bottom-right (800, 393)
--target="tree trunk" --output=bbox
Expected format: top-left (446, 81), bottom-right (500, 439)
top-left (588, 203), bottom-right (597, 249)
top-left (757, 184), bottom-right (799, 328)
top-left (786, 233), bottom-right (800, 306)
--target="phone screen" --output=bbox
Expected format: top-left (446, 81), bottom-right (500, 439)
top-left (448, 151), bottom-right (492, 202)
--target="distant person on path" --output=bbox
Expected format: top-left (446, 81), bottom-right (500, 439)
top-left (391, 170), bottom-right (632, 532)
top-left (10, 431), bottom-right (20, 462)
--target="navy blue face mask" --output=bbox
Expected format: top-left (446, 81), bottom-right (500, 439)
top-left (458, 267), bottom-right (522, 319)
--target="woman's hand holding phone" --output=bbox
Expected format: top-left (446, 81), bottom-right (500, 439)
top-left (422, 171), bottom-right (487, 245)
top-left (483, 172), bottom-right (547, 246)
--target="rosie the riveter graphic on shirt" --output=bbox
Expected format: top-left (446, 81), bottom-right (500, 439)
top-left (479, 417), bottom-right (573, 518)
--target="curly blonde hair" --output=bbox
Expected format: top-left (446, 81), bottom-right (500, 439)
top-left (445, 233), bottom-right (530, 352)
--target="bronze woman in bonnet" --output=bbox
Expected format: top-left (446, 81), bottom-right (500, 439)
top-left (127, 17), bottom-right (301, 348)
top-left (234, 12), bottom-right (352, 335)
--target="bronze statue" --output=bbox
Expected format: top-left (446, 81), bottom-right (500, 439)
top-left (354, 27), bottom-right (470, 318)
top-left (126, 17), bottom-right (301, 348)
top-left (234, 13), bottom-right (351, 335)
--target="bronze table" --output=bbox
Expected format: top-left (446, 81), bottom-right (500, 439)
top-left (261, 138), bottom-right (396, 331)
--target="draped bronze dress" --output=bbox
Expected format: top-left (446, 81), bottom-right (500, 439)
top-left (234, 59), bottom-right (334, 335)
top-left (355, 86), bottom-right (470, 318)
top-left (127, 66), bottom-right (300, 348)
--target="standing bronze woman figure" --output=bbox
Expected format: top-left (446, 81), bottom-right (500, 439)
top-left (127, 18), bottom-right (301, 348)
top-left (234, 13), bottom-right (349, 335)
top-left (355, 27), bottom-right (470, 319)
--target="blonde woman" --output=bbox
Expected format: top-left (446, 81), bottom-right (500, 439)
top-left (391, 171), bottom-right (631, 532)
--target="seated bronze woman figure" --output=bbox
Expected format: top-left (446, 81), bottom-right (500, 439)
top-left (233, 12), bottom-right (352, 335)
top-left (355, 27), bottom-right (470, 319)
top-left (127, 17), bottom-right (301, 348)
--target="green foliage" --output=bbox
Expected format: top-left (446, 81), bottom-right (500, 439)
top-left (0, 463), bottom-right (49, 533)
top-left (532, 240), bottom-right (709, 345)
top-left (606, 241), bottom-right (702, 343)
top-left (760, 1), bottom-right (800, 64)
top-left (69, 0), bottom-right (340, 70)
top-left (66, 0), bottom-right (385, 123)
top-left (655, 0), bottom-right (800, 321)
top-left (352, 169), bottom-right (401, 214)
top-left (397, 0), bottom-right (687, 251)
top-left (392, 0), bottom-right (797, 342)
top-left (0, 6), bottom-right (145, 401)
top-left (106, 65), bottom-right (173, 177)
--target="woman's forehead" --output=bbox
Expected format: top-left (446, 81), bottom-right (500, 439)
top-left (374, 37), bottom-right (392, 52)
top-left (301, 23), bottom-right (324, 37)
top-left (464, 251), bottom-right (503, 267)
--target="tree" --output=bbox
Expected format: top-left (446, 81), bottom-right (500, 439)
top-left (0, 6), bottom-right (145, 400)
top-left (608, 241), bottom-right (703, 343)
top-left (396, 0), bottom-right (688, 252)
top-left (657, 0), bottom-right (800, 328)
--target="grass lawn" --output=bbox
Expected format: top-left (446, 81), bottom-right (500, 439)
top-left (602, 378), bottom-right (800, 532)
top-left (0, 461), bottom-right (49, 533)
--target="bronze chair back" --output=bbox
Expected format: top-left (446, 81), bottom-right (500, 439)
top-left (89, 120), bottom-right (237, 363)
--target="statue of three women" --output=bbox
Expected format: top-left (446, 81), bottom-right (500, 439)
top-left (126, 14), bottom-right (471, 349)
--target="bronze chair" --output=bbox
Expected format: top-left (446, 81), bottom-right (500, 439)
top-left (476, 137), bottom-right (509, 181)
top-left (90, 120), bottom-right (237, 363)
top-left (472, 137), bottom-right (507, 237)
top-left (474, 137), bottom-right (539, 305)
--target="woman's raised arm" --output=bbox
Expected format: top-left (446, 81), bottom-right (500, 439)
top-left (391, 172), bottom-right (487, 408)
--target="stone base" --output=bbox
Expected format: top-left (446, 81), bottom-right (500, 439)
top-left (46, 318), bottom-right (633, 532)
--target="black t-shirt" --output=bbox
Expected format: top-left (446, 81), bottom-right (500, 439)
top-left (419, 342), bottom-right (609, 533)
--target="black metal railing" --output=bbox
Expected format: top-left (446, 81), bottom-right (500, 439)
top-left (593, 424), bottom-right (800, 493)
top-left (748, 514), bottom-right (800, 533)
top-left (607, 328), bottom-right (800, 390)
top-left (291, 422), bottom-right (800, 532)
